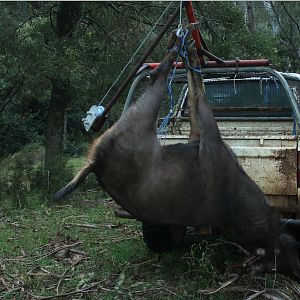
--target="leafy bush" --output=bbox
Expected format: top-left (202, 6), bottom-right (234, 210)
top-left (0, 96), bottom-right (47, 158)
top-left (0, 144), bottom-right (76, 207)
top-left (0, 157), bottom-right (35, 208)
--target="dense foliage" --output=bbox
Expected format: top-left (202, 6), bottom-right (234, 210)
top-left (0, 1), bottom-right (299, 167)
top-left (1, 4), bottom-right (299, 298)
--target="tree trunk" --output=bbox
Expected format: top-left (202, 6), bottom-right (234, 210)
top-left (44, 2), bottom-right (81, 190)
top-left (63, 109), bottom-right (69, 152)
top-left (44, 79), bottom-right (70, 175)
top-left (246, 1), bottom-right (254, 32)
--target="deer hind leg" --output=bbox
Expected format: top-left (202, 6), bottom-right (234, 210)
top-left (186, 60), bottom-right (201, 143)
top-left (184, 38), bottom-right (221, 143)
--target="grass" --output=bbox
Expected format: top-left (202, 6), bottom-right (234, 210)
top-left (66, 156), bottom-right (86, 173)
top-left (1, 193), bottom-right (299, 300)
top-left (0, 154), bottom-right (299, 299)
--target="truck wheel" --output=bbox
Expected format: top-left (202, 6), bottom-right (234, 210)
top-left (142, 223), bottom-right (186, 252)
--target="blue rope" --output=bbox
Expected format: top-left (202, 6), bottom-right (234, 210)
top-left (292, 114), bottom-right (297, 135)
top-left (273, 77), bottom-right (279, 90)
top-left (263, 80), bottom-right (270, 107)
top-left (157, 56), bottom-right (179, 134)
top-left (179, 29), bottom-right (202, 74)
top-left (157, 28), bottom-right (202, 135)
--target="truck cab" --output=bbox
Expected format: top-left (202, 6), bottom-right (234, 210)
top-left (123, 65), bottom-right (300, 218)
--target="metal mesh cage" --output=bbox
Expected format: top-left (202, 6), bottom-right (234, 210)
top-left (206, 78), bottom-right (290, 108)
top-left (168, 76), bottom-right (292, 118)
top-left (128, 72), bottom-right (293, 126)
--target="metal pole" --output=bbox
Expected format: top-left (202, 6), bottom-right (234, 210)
top-left (92, 5), bottom-right (181, 132)
top-left (185, 0), bottom-right (206, 66)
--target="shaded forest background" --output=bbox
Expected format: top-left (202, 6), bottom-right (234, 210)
top-left (0, 1), bottom-right (299, 196)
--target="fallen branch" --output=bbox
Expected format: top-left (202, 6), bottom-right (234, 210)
top-left (65, 223), bottom-right (98, 229)
top-left (246, 289), bottom-right (267, 300)
top-left (128, 287), bottom-right (177, 296)
top-left (262, 292), bottom-right (290, 300)
top-left (27, 267), bottom-right (60, 278)
top-left (62, 215), bottom-right (86, 222)
top-left (69, 248), bottom-right (87, 255)
top-left (33, 261), bottom-right (128, 300)
top-left (228, 287), bottom-right (292, 300)
top-left (96, 236), bottom-right (139, 245)
top-left (131, 257), bottom-right (159, 267)
top-left (9, 222), bottom-right (27, 229)
top-left (0, 276), bottom-right (11, 290)
top-left (242, 255), bottom-right (262, 267)
top-left (198, 273), bottom-right (239, 295)
top-left (2, 256), bottom-right (30, 263)
top-left (210, 240), bottom-right (250, 256)
top-left (38, 242), bottom-right (83, 260)
top-left (33, 288), bottom-right (106, 299)
top-left (35, 242), bottom-right (53, 251)
top-left (284, 280), bottom-right (300, 298)
top-left (64, 222), bottom-right (120, 229)
top-left (56, 256), bottom-right (86, 294)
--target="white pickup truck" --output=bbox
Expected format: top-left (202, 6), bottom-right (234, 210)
top-left (123, 65), bottom-right (300, 218)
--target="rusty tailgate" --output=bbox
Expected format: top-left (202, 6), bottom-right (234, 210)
top-left (226, 141), bottom-right (297, 196)
top-left (159, 120), bottom-right (298, 197)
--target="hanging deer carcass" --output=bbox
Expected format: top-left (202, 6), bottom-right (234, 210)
top-left (55, 32), bottom-right (300, 281)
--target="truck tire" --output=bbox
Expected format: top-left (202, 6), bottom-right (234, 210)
top-left (142, 223), bottom-right (186, 252)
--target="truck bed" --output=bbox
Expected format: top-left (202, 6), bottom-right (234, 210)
top-left (158, 120), bottom-right (298, 214)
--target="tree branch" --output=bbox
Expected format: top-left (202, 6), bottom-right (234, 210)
top-left (81, 16), bottom-right (117, 43)
top-left (103, 2), bottom-right (165, 27)
top-left (15, 12), bottom-right (48, 33)
top-left (281, 2), bottom-right (300, 35)
top-left (270, 2), bottom-right (295, 47)
top-left (0, 78), bottom-right (25, 113)
top-left (49, 4), bottom-right (58, 34)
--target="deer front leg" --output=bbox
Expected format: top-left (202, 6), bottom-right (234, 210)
top-left (125, 32), bottom-right (182, 132)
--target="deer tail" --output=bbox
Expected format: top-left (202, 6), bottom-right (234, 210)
top-left (54, 163), bottom-right (94, 200)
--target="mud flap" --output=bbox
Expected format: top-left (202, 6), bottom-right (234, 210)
top-left (142, 223), bottom-right (186, 252)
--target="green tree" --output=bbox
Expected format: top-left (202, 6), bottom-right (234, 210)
top-left (1, 1), bottom-right (300, 189)
top-left (268, 1), bottom-right (300, 72)
top-left (44, 2), bottom-right (82, 189)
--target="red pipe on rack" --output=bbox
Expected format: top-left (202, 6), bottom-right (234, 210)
top-left (185, 0), bottom-right (206, 66)
top-left (143, 59), bottom-right (270, 70)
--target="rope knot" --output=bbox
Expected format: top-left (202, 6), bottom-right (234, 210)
top-left (166, 44), bottom-right (180, 54)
